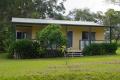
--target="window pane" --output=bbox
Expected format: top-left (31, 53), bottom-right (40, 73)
top-left (17, 32), bottom-right (22, 39)
top-left (17, 32), bottom-right (27, 39)
top-left (82, 32), bottom-right (89, 40)
top-left (82, 32), bottom-right (95, 40)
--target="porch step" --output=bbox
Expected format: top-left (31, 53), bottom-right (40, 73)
top-left (66, 52), bottom-right (83, 57)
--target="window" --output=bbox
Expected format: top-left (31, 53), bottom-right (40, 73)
top-left (67, 31), bottom-right (73, 48)
top-left (82, 32), bottom-right (89, 40)
top-left (82, 32), bottom-right (95, 40)
top-left (17, 32), bottom-right (27, 39)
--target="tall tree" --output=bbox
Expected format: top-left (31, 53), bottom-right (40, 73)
top-left (34, 0), bottom-right (66, 19)
top-left (68, 8), bottom-right (103, 22)
top-left (0, 0), bottom-right (66, 51)
top-left (104, 9), bottom-right (120, 43)
top-left (0, 0), bottom-right (66, 19)
top-left (0, 0), bottom-right (35, 51)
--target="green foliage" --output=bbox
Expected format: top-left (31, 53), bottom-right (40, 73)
top-left (102, 43), bottom-right (118, 54)
top-left (37, 25), bottom-right (66, 49)
top-left (82, 43), bottom-right (117, 56)
top-left (34, 0), bottom-right (66, 19)
top-left (82, 43), bottom-right (102, 56)
top-left (36, 24), bottom-right (66, 55)
top-left (0, 0), bottom-right (66, 19)
top-left (0, 22), bottom-right (10, 52)
top-left (104, 9), bottom-right (120, 26)
top-left (104, 9), bottom-right (120, 43)
top-left (68, 8), bottom-right (103, 22)
top-left (8, 39), bottom-right (40, 59)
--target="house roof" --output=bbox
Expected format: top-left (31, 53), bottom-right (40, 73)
top-left (12, 17), bottom-right (105, 27)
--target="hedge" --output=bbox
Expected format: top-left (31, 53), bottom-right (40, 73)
top-left (8, 39), bottom-right (40, 59)
top-left (8, 39), bottom-right (65, 59)
top-left (82, 43), bottom-right (117, 56)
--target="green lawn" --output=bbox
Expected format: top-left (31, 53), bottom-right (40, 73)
top-left (1, 53), bottom-right (120, 80)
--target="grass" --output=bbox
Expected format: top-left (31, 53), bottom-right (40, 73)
top-left (1, 53), bottom-right (120, 80)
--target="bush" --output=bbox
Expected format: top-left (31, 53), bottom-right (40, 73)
top-left (82, 43), bottom-right (117, 56)
top-left (36, 24), bottom-right (66, 58)
top-left (101, 43), bottom-right (117, 55)
top-left (8, 39), bottom-right (40, 59)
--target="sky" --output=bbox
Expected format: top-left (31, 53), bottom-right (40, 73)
top-left (64, 0), bottom-right (120, 14)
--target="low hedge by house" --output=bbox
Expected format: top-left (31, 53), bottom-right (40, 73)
top-left (8, 39), bottom-right (64, 59)
top-left (82, 43), bottom-right (117, 56)
top-left (8, 39), bottom-right (40, 59)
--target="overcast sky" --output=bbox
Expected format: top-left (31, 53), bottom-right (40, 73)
top-left (64, 0), bottom-right (120, 14)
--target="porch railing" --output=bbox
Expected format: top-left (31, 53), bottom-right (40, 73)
top-left (79, 40), bottom-right (110, 50)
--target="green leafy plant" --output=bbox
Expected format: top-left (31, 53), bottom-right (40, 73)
top-left (82, 43), bottom-right (117, 56)
top-left (8, 39), bottom-right (40, 59)
top-left (36, 24), bottom-right (66, 57)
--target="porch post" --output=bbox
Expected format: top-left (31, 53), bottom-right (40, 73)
top-left (88, 27), bottom-right (92, 45)
top-left (65, 26), bottom-right (68, 56)
top-left (109, 26), bottom-right (112, 44)
top-left (11, 23), bottom-right (16, 42)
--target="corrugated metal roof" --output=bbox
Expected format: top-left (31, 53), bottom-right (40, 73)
top-left (12, 17), bottom-right (104, 27)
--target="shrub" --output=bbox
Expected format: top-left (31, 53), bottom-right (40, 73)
top-left (101, 43), bottom-right (117, 55)
top-left (36, 24), bottom-right (66, 49)
top-left (82, 43), bottom-right (117, 56)
top-left (8, 39), bottom-right (40, 59)
top-left (36, 24), bottom-right (66, 57)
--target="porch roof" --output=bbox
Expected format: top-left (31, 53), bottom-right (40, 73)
top-left (12, 17), bottom-right (105, 27)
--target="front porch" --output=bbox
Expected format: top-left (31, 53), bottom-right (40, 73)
top-left (15, 26), bottom-right (106, 51)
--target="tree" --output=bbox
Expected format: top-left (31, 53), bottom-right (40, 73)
top-left (0, 0), bottom-right (35, 52)
top-left (36, 24), bottom-right (66, 51)
top-left (34, 0), bottom-right (66, 19)
top-left (0, 0), bottom-right (66, 52)
top-left (68, 8), bottom-right (98, 22)
top-left (53, 13), bottom-right (71, 20)
top-left (0, 26), bottom-right (7, 51)
top-left (104, 9), bottom-right (120, 43)
top-left (0, 0), bottom-right (66, 19)
top-left (92, 11), bottom-right (104, 24)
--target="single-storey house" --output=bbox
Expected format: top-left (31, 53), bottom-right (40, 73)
top-left (11, 17), bottom-right (109, 53)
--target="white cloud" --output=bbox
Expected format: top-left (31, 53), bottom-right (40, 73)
top-left (64, 0), bottom-right (120, 14)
